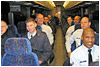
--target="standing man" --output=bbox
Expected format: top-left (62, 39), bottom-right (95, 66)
top-left (53, 13), bottom-right (59, 26)
top-left (36, 13), bottom-right (54, 45)
top-left (23, 17), bottom-right (52, 65)
top-left (70, 28), bottom-right (99, 66)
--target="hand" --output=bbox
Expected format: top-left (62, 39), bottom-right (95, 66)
top-left (68, 52), bottom-right (72, 57)
top-left (39, 60), bottom-right (43, 64)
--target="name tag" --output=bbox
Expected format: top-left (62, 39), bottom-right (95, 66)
top-left (76, 37), bottom-right (80, 39)
top-left (80, 60), bottom-right (87, 63)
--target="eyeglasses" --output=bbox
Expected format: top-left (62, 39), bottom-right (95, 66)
top-left (1, 26), bottom-right (6, 28)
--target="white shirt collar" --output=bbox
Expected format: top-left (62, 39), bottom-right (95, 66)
top-left (27, 31), bottom-right (37, 39)
top-left (82, 44), bottom-right (94, 53)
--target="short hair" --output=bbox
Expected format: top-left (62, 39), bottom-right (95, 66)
top-left (82, 27), bottom-right (95, 36)
top-left (1, 20), bottom-right (8, 25)
top-left (67, 16), bottom-right (73, 19)
top-left (36, 13), bottom-right (44, 18)
top-left (25, 17), bottom-right (35, 23)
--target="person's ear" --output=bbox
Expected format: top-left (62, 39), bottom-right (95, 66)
top-left (89, 22), bottom-right (91, 26)
top-left (6, 25), bottom-right (8, 29)
top-left (35, 23), bottom-right (37, 27)
top-left (35, 18), bottom-right (37, 21)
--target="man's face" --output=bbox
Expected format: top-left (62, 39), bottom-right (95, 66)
top-left (74, 16), bottom-right (80, 24)
top-left (81, 17), bottom-right (91, 29)
top-left (67, 17), bottom-right (73, 25)
top-left (1, 21), bottom-right (8, 35)
top-left (48, 15), bottom-right (51, 21)
top-left (81, 30), bottom-right (95, 48)
top-left (26, 22), bottom-right (36, 34)
top-left (37, 14), bottom-right (44, 25)
top-left (44, 17), bottom-right (49, 23)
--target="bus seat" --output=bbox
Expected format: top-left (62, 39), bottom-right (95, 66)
top-left (36, 24), bottom-right (42, 31)
top-left (8, 25), bottom-right (20, 37)
top-left (71, 41), bottom-right (76, 52)
top-left (2, 38), bottom-right (39, 66)
top-left (94, 33), bottom-right (99, 45)
top-left (74, 23), bottom-right (81, 31)
top-left (17, 21), bottom-right (28, 36)
top-left (94, 23), bottom-right (99, 33)
top-left (1, 56), bottom-right (3, 66)
top-left (90, 20), bottom-right (99, 33)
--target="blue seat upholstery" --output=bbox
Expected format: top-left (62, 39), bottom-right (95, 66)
top-left (36, 24), bottom-right (42, 31)
top-left (8, 25), bottom-right (20, 37)
top-left (94, 33), bottom-right (99, 46)
top-left (2, 38), bottom-right (39, 66)
top-left (1, 56), bottom-right (2, 66)
top-left (74, 23), bottom-right (81, 31)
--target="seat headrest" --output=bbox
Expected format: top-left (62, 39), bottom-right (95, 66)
top-left (8, 25), bottom-right (18, 34)
top-left (5, 38), bottom-right (31, 55)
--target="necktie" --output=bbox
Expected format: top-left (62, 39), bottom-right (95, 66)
top-left (31, 35), bottom-right (33, 38)
top-left (88, 49), bottom-right (92, 65)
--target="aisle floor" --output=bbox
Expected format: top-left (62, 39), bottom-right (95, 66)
top-left (50, 25), bottom-right (68, 66)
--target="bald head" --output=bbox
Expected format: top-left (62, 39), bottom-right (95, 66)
top-left (74, 16), bottom-right (81, 24)
top-left (55, 13), bottom-right (58, 17)
top-left (48, 15), bottom-right (52, 21)
top-left (81, 28), bottom-right (95, 48)
top-left (1, 21), bottom-right (8, 35)
top-left (81, 17), bottom-right (89, 23)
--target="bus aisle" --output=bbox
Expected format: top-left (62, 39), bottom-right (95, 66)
top-left (50, 25), bottom-right (67, 66)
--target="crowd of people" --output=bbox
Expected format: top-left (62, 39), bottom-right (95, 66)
top-left (1, 12), bottom-right (99, 66)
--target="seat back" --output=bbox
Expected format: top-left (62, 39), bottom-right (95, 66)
top-left (94, 33), bottom-right (99, 45)
top-left (1, 56), bottom-right (2, 66)
top-left (36, 24), bottom-right (42, 31)
top-left (17, 21), bottom-right (28, 35)
top-left (90, 20), bottom-right (99, 33)
top-left (2, 38), bottom-right (39, 66)
top-left (74, 23), bottom-right (81, 31)
top-left (95, 23), bottom-right (99, 33)
top-left (8, 25), bottom-right (20, 37)
top-left (71, 23), bottom-right (81, 35)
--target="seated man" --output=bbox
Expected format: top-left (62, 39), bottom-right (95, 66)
top-left (36, 13), bottom-right (54, 45)
top-left (48, 15), bottom-right (52, 23)
top-left (70, 28), bottom-right (99, 66)
top-left (23, 17), bottom-right (52, 66)
top-left (65, 16), bottom-right (81, 39)
top-left (1, 20), bottom-right (16, 57)
top-left (67, 16), bottom-right (74, 26)
top-left (44, 17), bottom-right (49, 25)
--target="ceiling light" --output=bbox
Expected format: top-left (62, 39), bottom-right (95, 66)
top-left (63, 1), bottom-right (68, 8)
top-left (49, 1), bottom-right (56, 7)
